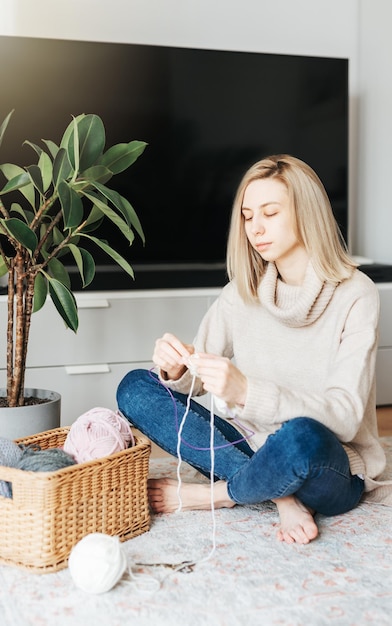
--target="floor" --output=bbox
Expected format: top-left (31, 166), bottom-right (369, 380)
top-left (147, 405), bottom-right (392, 458)
top-left (2, 439), bottom-right (392, 626)
top-left (1, 409), bottom-right (392, 625)
top-left (376, 405), bottom-right (392, 436)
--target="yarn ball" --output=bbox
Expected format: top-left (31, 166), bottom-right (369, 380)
top-left (0, 437), bottom-right (23, 498)
top-left (68, 533), bottom-right (127, 594)
top-left (63, 407), bottom-right (134, 464)
top-left (16, 446), bottom-right (76, 472)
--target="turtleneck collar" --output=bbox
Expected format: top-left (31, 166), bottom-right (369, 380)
top-left (258, 262), bottom-right (338, 327)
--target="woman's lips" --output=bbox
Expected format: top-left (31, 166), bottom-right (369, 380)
top-left (255, 242), bottom-right (272, 251)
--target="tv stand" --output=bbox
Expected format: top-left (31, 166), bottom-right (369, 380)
top-left (68, 264), bottom-right (228, 291)
top-left (359, 263), bottom-right (392, 283)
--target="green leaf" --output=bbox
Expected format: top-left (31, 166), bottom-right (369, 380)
top-left (118, 195), bottom-right (145, 244)
top-left (38, 224), bottom-right (52, 257)
top-left (0, 163), bottom-right (23, 180)
top-left (0, 171), bottom-right (31, 195)
top-left (10, 203), bottom-right (34, 224)
top-left (23, 140), bottom-right (43, 158)
top-left (58, 180), bottom-right (84, 228)
top-left (38, 151), bottom-right (53, 192)
top-left (60, 114), bottom-right (85, 150)
top-left (0, 256), bottom-right (8, 277)
top-left (66, 243), bottom-right (95, 287)
top-left (33, 272), bottom-right (48, 313)
top-left (47, 257), bottom-right (71, 289)
top-left (83, 191), bottom-right (135, 244)
top-left (99, 141), bottom-right (147, 174)
top-left (47, 277), bottom-right (79, 332)
top-left (71, 117), bottom-right (80, 177)
top-left (80, 233), bottom-right (135, 279)
top-left (42, 139), bottom-right (59, 159)
top-left (0, 217), bottom-right (38, 251)
top-left (53, 147), bottom-right (73, 187)
top-left (52, 224), bottom-right (66, 246)
top-left (27, 164), bottom-right (44, 195)
top-left (0, 164), bottom-right (36, 207)
top-left (67, 114), bottom-right (106, 172)
top-left (0, 110), bottom-right (14, 149)
top-left (80, 165), bottom-right (113, 185)
top-left (79, 205), bottom-right (104, 233)
top-left (85, 184), bottom-right (144, 241)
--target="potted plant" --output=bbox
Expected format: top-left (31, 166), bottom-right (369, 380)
top-left (0, 110), bottom-right (146, 436)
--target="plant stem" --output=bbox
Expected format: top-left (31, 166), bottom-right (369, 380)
top-left (8, 250), bottom-right (30, 406)
top-left (29, 196), bottom-right (55, 231)
top-left (20, 270), bottom-right (35, 403)
top-left (6, 265), bottom-right (15, 403)
top-left (0, 197), bottom-right (10, 219)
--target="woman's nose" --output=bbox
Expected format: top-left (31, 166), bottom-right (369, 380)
top-left (251, 217), bottom-right (265, 235)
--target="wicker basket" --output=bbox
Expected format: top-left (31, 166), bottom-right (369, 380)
top-left (0, 427), bottom-right (151, 573)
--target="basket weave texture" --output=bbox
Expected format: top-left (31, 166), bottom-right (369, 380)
top-left (0, 427), bottom-right (151, 573)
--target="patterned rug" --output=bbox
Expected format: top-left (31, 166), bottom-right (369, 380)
top-left (0, 439), bottom-right (392, 626)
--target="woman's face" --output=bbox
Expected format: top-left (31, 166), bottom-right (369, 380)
top-left (242, 178), bottom-right (307, 279)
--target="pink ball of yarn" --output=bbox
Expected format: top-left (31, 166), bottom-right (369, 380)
top-left (64, 408), bottom-right (134, 464)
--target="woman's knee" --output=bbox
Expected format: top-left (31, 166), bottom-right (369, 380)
top-left (116, 368), bottom-right (153, 414)
top-left (117, 368), bottom-right (151, 396)
top-left (277, 417), bottom-right (344, 466)
top-left (118, 367), bottom-right (148, 387)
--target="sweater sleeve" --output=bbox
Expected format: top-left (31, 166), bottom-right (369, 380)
top-left (160, 283), bottom-right (234, 395)
top-left (242, 279), bottom-right (380, 443)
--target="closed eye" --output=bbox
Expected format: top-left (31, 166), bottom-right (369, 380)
top-left (241, 210), bottom-right (253, 221)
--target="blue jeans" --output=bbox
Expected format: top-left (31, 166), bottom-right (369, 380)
top-left (116, 369), bottom-right (364, 516)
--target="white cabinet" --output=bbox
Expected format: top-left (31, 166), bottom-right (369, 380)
top-left (375, 284), bottom-right (392, 405)
top-left (1, 282), bottom-right (392, 425)
top-left (0, 288), bottom-right (220, 425)
top-left (14, 362), bottom-right (151, 426)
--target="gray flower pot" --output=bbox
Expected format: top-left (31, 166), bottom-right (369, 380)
top-left (0, 388), bottom-right (61, 440)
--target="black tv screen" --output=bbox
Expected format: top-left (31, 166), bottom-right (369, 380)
top-left (0, 36), bottom-right (348, 290)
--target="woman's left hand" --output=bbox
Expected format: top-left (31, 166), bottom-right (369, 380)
top-left (187, 353), bottom-right (247, 407)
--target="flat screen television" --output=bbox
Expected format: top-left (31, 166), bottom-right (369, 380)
top-left (0, 35), bottom-right (349, 291)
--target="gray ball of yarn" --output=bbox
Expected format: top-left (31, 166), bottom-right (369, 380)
top-left (16, 446), bottom-right (76, 472)
top-left (0, 437), bottom-right (24, 498)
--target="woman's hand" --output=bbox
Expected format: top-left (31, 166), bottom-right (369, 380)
top-left (153, 333), bottom-right (194, 381)
top-left (188, 353), bottom-right (247, 407)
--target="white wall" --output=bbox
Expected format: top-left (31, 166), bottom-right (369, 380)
top-left (1, 0), bottom-right (390, 264)
top-left (0, 1), bottom-right (357, 54)
top-left (356, 0), bottom-right (392, 264)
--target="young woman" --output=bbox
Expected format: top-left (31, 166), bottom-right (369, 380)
top-left (117, 154), bottom-right (387, 545)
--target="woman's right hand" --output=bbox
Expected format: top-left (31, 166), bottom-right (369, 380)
top-left (152, 333), bottom-right (195, 380)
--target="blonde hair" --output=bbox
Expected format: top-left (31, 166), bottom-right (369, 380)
top-left (226, 154), bottom-right (356, 302)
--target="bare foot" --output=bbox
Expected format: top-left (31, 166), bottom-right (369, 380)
top-left (147, 478), bottom-right (236, 514)
top-left (273, 495), bottom-right (318, 544)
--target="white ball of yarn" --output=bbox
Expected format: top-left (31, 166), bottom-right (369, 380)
top-left (68, 533), bottom-right (127, 594)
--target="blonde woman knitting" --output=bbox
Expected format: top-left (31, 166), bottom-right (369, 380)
top-left (117, 155), bottom-right (386, 545)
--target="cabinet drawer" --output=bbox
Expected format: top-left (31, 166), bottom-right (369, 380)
top-left (0, 293), bottom-right (214, 368)
top-left (0, 362), bottom-right (152, 427)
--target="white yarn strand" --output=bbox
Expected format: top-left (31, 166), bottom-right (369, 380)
top-left (202, 395), bottom-right (217, 563)
top-left (175, 373), bottom-right (196, 512)
top-left (68, 373), bottom-right (222, 594)
top-left (174, 377), bottom-right (217, 567)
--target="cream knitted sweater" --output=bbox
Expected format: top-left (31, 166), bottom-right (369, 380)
top-left (166, 262), bottom-right (392, 504)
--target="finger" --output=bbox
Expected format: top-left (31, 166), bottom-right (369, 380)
top-left (162, 333), bottom-right (194, 359)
